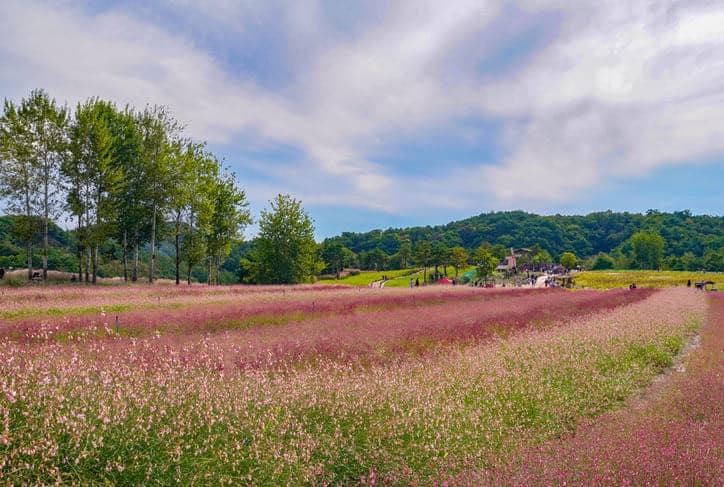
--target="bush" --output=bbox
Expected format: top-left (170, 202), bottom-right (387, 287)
top-left (592, 253), bottom-right (615, 270)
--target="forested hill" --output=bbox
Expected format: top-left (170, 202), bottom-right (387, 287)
top-left (324, 210), bottom-right (723, 265)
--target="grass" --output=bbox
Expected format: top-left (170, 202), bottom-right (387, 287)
top-left (383, 266), bottom-right (474, 287)
top-left (316, 268), bottom-right (419, 286)
top-left (574, 269), bottom-right (723, 289)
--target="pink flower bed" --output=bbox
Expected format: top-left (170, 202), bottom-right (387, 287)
top-left (13, 287), bottom-right (654, 371)
top-left (443, 292), bottom-right (723, 485)
top-left (0, 287), bottom-right (707, 484)
top-left (2, 287), bottom-right (576, 339)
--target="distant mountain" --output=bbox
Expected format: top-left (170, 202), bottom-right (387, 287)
top-left (323, 210), bottom-right (724, 269)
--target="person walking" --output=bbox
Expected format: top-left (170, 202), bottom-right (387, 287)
top-left (409, 278), bottom-right (414, 288)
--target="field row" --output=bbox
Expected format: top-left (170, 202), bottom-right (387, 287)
top-left (0, 287), bottom-right (710, 484)
top-left (2, 289), bottom-right (652, 366)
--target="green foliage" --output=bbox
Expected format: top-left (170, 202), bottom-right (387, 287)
top-left (414, 241), bottom-right (432, 283)
top-left (253, 194), bottom-right (319, 284)
top-left (205, 171), bottom-right (252, 284)
top-left (323, 210), bottom-right (723, 271)
top-left (450, 246), bottom-right (469, 277)
top-left (559, 251), bottom-right (577, 270)
top-left (474, 245), bottom-right (498, 281)
top-left (630, 231), bottom-right (665, 270)
top-left (591, 253), bottom-right (615, 270)
top-left (359, 248), bottom-right (388, 271)
top-left (532, 249), bottom-right (552, 265)
top-left (320, 242), bottom-right (345, 276)
top-left (398, 240), bottom-right (411, 269)
top-left (1, 89), bottom-right (253, 285)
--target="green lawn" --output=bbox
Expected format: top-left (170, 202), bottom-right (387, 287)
top-left (574, 270), bottom-right (723, 289)
top-left (382, 266), bottom-right (474, 287)
top-left (317, 268), bottom-right (420, 286)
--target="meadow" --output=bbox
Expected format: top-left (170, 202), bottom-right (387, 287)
top-left (317, 269), bottom-right (418, 286)
top-left (574, 269), bottom-right (723, 289)
top-left (1, 284), bottom-right (721, 484)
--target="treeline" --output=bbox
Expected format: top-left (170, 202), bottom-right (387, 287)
top-left (0, 89), bottom-right (251, 284)
top-left (317, 210), bottom-right (723, 273)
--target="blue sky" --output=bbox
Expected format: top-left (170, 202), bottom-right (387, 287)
top-left (1, 0), bottom-right (723, 238)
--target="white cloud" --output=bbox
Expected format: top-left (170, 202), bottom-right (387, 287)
top-left (1, 0), bottom-right (723, 216)
top-left (473, 0), bottom-right (724, 206)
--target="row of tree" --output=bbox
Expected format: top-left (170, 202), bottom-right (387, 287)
top-left (0, 89), bottom-right (251, 284)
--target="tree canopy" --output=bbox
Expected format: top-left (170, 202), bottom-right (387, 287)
top-left (1, 89), bottom-right (250, 284)
top-left (252, 194), bottom-right (320, 284)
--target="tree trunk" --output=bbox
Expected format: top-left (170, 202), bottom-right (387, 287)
top-left (122, 230), bottom-right (128, 282)
top-left (175, 213), bottom-right (181, 285)
top-left (85, 247), bottom-right (90, 284)
top-left (132, 228), bottom-right (139, 282)
top-left (85, 204), bottom-right (90, 284)
top-left (216, 254), bottom-right (221, 285)
top-left (27, 241), bottom-right (33, 282)
top-left (91, 246), bottom-right (98, 284)
top-left (77, 214), bottom-right (83, 282)
top-left (43, 176), bottom-right (49, 281)
top-left (149, 203), bottom-right (157, 283)
top-left (25, 192), bottom-right (33, 282)
top-left (207, 256), bottom-right (212, 285)
top-left (186, 212), bottom-right (194, 285)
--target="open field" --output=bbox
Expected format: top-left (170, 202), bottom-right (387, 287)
top-left (574, 269), bottom-right (723, 289)
top-left (317, 268), bottom-right (418, 286)
top-left (1, 285), bottom-right (720, 484)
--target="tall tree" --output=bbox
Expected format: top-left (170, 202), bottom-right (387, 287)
top-left (398, 239), bottom-right (411, 269)
top-left (137, 106), bottom-right (179, 283)
top-left (474, 245), bottom-right (498, 282)
top-left (64, 99), bottom-right (122, 284)
top-left (559, 251), bottom-right (577, 270)
top-left (167, 140), bottom-right (196, 284)
top-left (450, 246), bottom-right (468, 277)
top-left (365, 248), bottom-right (388, 271)
top-left (109, 107), bottom-right (146, 282)
top-left (254, 194), bottom-right (319, 284)
top-left (431, 241), bottom-right (449, 277)
top-left (20, 90), bottom-right (68, 281)
top-left (630, 231), bottom-right (665, 270)
top-left (414, 241), bottom-right (432, 283)
top-left (204, 170), bottom-right (251, 285)
top-left (181, 151), bottom-right (216, 285)
top-left (321, 241), bottom-right (346, 278)
top-left (0, 98), bottom-right (38, 280)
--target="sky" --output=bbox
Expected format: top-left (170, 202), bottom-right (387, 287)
top-left (1, 0), bottom-right (723, 239)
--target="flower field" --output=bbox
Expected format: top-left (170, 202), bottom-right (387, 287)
top-left (1, 285), bottom-right (720, 484)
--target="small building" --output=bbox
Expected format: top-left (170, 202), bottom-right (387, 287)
top-left (496, 248), bottom-right (534, 272)
top-left (496, 249), bottom-right (517, 272)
